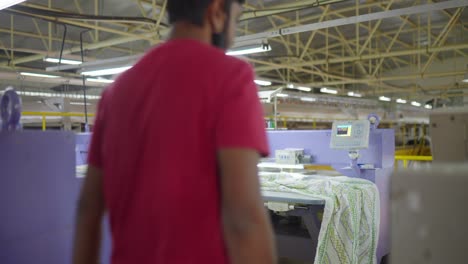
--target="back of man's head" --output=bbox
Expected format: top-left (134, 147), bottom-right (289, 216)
top-left (168, 0), bottom-right (244, 26)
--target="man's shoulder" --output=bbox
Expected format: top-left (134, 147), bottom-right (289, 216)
top-left (139, 40), bottom-right (250, 70)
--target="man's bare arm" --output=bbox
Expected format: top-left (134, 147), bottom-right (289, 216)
top-left (72, 165), bottom-right (105, 264)
top-left (218, 149), bottom-right (277, 264)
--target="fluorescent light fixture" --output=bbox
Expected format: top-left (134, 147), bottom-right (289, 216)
top-left (86, 78), bottom-right (114, 84)
top-left (81, 66), bottom-right (132, 77)
top-left (287, 83), bottom-right (294, 89)
top-left (254, 80), bottom-right (272, 86)
top-left (396, 98), bottom-right (407, 104)
top-left (379, 96), bottom-right (391, 102)
top-left (226, 44), bottom-right (272, 56)
top-left (411, 101), bottom-right (422, 107)
top-left (258, 90), bottom-right (276, 99)
top-left (463, 75), bottom-right (468, 83)
top-left (0, 0), bottom-right (26, 10)
top-left (300, 97), bottom-right (316, 102)
top-left (276, 93), bottom-right (289, 98)
top-left (44, 57), bottom-right (82, 65)
top-left (425, 104), bottom-right (433, 109)
top-left (347, 91), bottom-right (362, 98)
top-left (297, 86), bottom-right (312, 92)
top-left (16, 90), bottom-right (101, 100)
top-left (320, 87), bottom-right (338, 94)
top-left (70, 102), bottom-right (91, 106)
top-left (20, 72), bottom-right (59, 78)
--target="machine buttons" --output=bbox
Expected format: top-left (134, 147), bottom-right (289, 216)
top-left (330, 120), bottom-right (370, 150)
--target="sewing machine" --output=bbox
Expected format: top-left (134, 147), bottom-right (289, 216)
top-left (0, 89), bottom-right (111, 264)
top-left (0, 89), bottom-right (78, 263)
top-left (0, 89), bottom-right (394, 264)
top-left (261, 115), bottom-right (394, 263)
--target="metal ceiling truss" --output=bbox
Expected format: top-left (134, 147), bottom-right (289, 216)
top-left (0, 0), bottom-right (466, 101)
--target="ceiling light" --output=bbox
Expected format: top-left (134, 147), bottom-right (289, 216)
top-left (20, 72), bottom-right (59, 78)
top-left (44, 57), bottom-right (82, 65)
top-left (86, 78), bottom-right (114, 84)
top-left (17, 90), bottom-right (101, 100)
top-left (276, 93), bottom-right (289, 98)
top-left (258, 90), bottom-right (275, 99)
top-left (463, 73), bottom-right (468, 83)
top-left (300, 97), bottom-right (316, 102)
top-left (81, 66), bottom-right (132, 77)
top-left (320, 87), bottom-right (338, 94)
top-left (254, 80), bottom-right (272, 86)
top-left (425, 104), bottom-right (433, 109)
top-left (411, 101), bottom-right (421, 107)
top-left (396, 98), bottom-right (407, 104)
top-left (70, 102), bottom-right (91, 106)
top-left (297, 86), bottom-right (312, 92)
top-left (287, 83), bottom-right (294, 89)
top-left (226, 44), bottom-right (272, 56)
top-left (0, 0), bottom-right (26, 10)
top-left (347, 91), bottom-right (362, 98)
top-left (379, 96), bottom-right (391, 102)
top-left (463, 65), bottom-right (468, 83)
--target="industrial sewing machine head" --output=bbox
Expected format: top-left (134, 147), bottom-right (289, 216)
top-left (329, 114), bottom-right (382, 181)
top-left (0, 87), bottom-right (22, 132)
top-left (264, 114), bottom-right (394, 183)
top-left (261, 114), bottom-right (394, 263)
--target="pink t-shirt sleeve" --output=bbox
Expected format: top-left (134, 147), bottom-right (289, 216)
top-left (215, 62), bottom-right (269, 157)
top-left (87, 90), bottom-right (108, 168)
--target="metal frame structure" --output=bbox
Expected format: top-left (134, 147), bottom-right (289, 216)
top-left (0, 0), bottom-right (467, 106)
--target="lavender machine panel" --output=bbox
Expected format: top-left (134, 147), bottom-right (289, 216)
top-left (0, 131), bottom-right (77, 264)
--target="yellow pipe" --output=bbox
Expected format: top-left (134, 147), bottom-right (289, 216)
top-left (42, 115), bottom-right (46, 131)
top-left (395, 155), bottom-right (433, 161)
top-left (403, 160), bottom-right (408, 169)
top-left (395, 155), bottom-right (433, 169)
top-left (22, 112), bottom-right (95, 117)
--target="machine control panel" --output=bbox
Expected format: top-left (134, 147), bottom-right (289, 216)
top-left (330, 120), bottom-right (370, 150)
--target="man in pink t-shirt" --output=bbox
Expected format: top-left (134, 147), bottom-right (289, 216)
top-left (72, 0), bottom-right (277, 263)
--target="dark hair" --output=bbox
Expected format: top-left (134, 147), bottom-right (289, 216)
top-left (167, 0), bottom-right (244, 26)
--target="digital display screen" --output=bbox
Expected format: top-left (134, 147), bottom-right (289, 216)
top-left (337, 125), bottom-right (352, 137)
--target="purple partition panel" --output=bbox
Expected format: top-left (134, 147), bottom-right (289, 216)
top-left (0, 131), bottom-right (78, 264)
top-left (0, 132), bottom-right (112, 264)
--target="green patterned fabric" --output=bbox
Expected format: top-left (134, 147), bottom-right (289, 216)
top-left (260, 173), bottom-right (379, 264)
top-left (76, 165), bottom-right (88, 178)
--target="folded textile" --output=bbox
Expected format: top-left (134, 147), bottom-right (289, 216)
top-left (260, 173), bottom-right (379, 264)
top-left (76, 164), bottom-right (88, 178)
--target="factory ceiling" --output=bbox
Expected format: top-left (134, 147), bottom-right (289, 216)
top-left (0, 0), bottom-right (467, 104)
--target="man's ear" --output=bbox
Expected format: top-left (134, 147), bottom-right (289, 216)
top-left (207, 0), bottom-right (227, 34)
